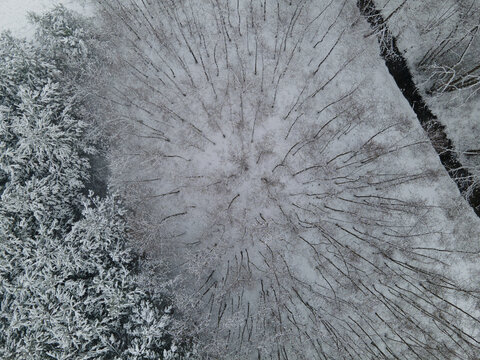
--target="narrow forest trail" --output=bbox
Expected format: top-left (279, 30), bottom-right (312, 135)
top-left (357, 0), bottom-right (480, 217)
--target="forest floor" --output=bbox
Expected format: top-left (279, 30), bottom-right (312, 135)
top-left (374, 0), bottom-right (480, 182)
top-left (358, 0), bottom-right (480, 216)
top-left (99, 1), bottom-right (480, 358)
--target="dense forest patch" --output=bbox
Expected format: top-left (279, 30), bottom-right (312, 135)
top-left (0, 6), bottom-right (195, 359)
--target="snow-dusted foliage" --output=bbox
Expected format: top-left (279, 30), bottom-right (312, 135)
top-left (29, 5), bottom-right (92, 69)
top-left (0, 32), bottom-right (92, 224)
top-left (0, 195), bottom-right (183, 359)
top-left (99, 0), bottom-right (480, 358)
top-left (0, 6), bottom-right (194, 359)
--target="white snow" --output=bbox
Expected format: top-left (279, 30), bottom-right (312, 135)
top-left (4, 0), bottom-right (476, 357)
top-left (0, 0), bottom-right (91, 37)
top-left (100, 0), bottom-right (480, 358)
top-left (374, 0), bottom-right (480, 180)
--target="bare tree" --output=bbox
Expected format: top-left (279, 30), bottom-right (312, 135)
top-left (375, 0), bottom-right (480, 98)
top-left (94, 0), bottom-right (480, 358)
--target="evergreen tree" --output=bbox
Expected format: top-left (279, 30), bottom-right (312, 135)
top-left (0, 6), bottom-right (195, 359)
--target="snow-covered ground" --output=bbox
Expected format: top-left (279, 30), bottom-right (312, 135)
top-left (0, 0), bottom-right (90, 37)
top-left (374, 0), bottom-right (480, 180)
top-left (3, 0), bottom-right (479, 358)
top-left (99, 0), bottom-right (480, 358)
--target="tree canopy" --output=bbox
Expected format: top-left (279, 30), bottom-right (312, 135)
top-left (0, 6), bottom-right (195, 359)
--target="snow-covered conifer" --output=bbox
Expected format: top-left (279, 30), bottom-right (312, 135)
top-left (0, 7), bottom-right (194, 359)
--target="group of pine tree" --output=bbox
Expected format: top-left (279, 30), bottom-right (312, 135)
top-left (0, 6), bottom-right (195, 359)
